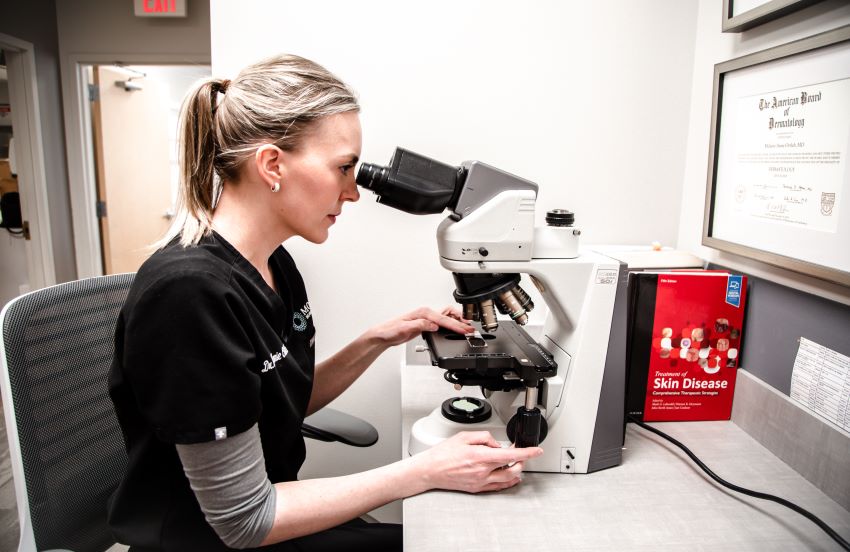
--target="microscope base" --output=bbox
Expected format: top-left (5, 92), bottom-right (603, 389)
top-left (409, 406), bottom-right (580, 473)
top-left (409, 405), bottom-right (511, 456)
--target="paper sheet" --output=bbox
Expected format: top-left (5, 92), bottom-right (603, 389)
top-left (790, 337), bottom-right (850, 432)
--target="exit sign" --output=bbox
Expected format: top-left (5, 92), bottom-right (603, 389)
top-left (134, 0), bottom-right (187, 17)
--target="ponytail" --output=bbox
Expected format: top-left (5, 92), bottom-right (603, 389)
top-left (157, 78), bottom-right (227, 248)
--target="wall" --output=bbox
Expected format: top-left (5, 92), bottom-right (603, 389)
top-left (677, 0), bottom-right (850, 401)
top-left (211, 0), bottom-right (699, 522)
top-left (712, 264), bottom-right (850, 395)
top-left (56, 0), bottom-right (211, 278)
top-left (677, 0), bottom-right (850, 306)
top-left (56, 0), bottom-right (212, 62)
top-left (0, 0), bottom-right (74, 287)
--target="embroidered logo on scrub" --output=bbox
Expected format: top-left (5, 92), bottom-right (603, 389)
top-left (293, 301), bottom-right (312, 331)
top-left (262, 342), bottom-right (289, 373)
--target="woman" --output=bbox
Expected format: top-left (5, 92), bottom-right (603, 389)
top-left (107, 54), bottom-right (542, 552)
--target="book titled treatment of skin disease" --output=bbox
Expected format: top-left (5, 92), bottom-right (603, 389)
top-left (627, 271), bottom-right (748, 422)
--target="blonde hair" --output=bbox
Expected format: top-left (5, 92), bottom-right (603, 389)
top-left (161, 54), bottom-right (360, 247)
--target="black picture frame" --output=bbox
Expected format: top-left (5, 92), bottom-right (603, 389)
top-left (703, 25), bottom-right (850, 287)
top-left (722, 0), bottom-right (824, 33)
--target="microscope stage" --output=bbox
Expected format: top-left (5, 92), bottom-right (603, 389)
top-left (423, 321), bottom-right (557, 379)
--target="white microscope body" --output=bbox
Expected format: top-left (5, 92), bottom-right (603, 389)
top-left (357, 150), bottom-right (627, 474)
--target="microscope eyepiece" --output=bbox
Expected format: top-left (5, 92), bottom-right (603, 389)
top-left (355, 148), bottom-right (464, 215)
top-left (354, 162), bottom-right (389, 191)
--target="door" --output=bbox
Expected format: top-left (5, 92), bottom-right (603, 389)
top-left (0, 35), bottom-right (56, 306)
top-left (0, 49), bottom-right (28, 306)
top-left (91, 65), bottom-right (173, 274)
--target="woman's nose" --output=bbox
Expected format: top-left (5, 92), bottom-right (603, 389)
top-left (343, 176), bottom-right (360, 202)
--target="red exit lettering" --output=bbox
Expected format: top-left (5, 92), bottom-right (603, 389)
top-left (144, 0), bottom-right (176, 13)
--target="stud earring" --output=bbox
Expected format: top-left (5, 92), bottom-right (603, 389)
top-left (271, 181), bottom-right (280, 193)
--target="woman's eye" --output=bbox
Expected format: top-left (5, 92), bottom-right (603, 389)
top-left (340, 164), bottom-right (354, 175)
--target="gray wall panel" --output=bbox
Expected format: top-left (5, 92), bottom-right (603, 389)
top-left (711, 264), bottom-right (850, 395)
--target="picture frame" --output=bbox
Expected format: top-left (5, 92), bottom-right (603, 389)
top-left (703, 25), bottom-right (850, 287)
top-left (722, 0), bottom-right (824, 33)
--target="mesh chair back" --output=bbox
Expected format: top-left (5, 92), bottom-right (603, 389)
top-left (0, 274), bottom-right (134, 552)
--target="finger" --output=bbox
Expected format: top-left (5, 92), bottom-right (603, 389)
top-left (425, 311), bottom-right (474, 335)
top-left (460, 431), bottom-right (501, 448)
top-left (415, 306), bottom-right (473, 333)
top-left (502, 461), bottom-right (525, 476)
top-left (488, 462), bottom-right (524, 484)
top-left (417, 319), bottom-right (439, 332)
top-left (441, 305), bottom-right (468, 322)
top-left (412, 306), bottom-right (432, 319)
top-left (406, 308), bottom-right (468, 334)
top-left (479, 477), bottom-right (522, 493)
top-left (481, 446), bottom-right (544, 465)
top-left (440, 305), bottom-right (458, 316)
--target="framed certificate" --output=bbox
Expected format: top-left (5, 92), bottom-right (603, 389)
top-left (722, 0), bottom-right (824, 33)
top-left (703, 25), bottom-right (850, 287)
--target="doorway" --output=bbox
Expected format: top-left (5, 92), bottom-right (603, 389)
top-left (84, 64), bottom-right (210, 274)
top-left (0, 48), bottom-right (27, 306)
top-left (0, 34), bottom-right (55, 308)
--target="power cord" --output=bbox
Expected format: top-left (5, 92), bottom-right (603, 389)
top-left (628, 415), bottom-right (850, 551)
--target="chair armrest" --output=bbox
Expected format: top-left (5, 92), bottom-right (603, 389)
top-left (301, 407), bottom-right (378, 447)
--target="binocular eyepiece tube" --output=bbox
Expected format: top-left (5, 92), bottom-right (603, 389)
top-left (355, 148), bottom-right (463, 215)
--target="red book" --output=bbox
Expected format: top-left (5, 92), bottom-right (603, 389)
top-left (626, 271), bottom-right (748, 421)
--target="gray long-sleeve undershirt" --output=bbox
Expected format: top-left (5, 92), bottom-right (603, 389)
top-left (176, 424), bottom-right (276, 549)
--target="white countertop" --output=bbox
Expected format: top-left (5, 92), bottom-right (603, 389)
top-left (402, 346), bottom-right (850, 551)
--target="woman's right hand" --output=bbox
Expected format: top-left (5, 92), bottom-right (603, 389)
top-left (409, 431), bottom-right (544, 494)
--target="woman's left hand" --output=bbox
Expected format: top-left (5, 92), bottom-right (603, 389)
top-left (369, 306), bottom-right (474, 347)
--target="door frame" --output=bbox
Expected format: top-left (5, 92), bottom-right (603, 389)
top-left (0, 33), bottom-right (56, 291)
top-left (61, 53), bottom-right (209, 278)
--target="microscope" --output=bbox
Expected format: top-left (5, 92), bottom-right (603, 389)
top-left (357, 148), bottom-right (628, 473)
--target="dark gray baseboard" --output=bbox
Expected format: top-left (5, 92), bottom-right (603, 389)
top-left (732, 369), bottom-right (850, 511)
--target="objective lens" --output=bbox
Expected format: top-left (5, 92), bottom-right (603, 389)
top-left (511, 285), bottom-right (535, 312)
top-left (479, 299), bottom-right (499, 332)
top-left (498, 290), bottom-right (528, 325)
top-left (463, 303), bottom-right (480, 322)
top-left (355, 163), bottom-right (389, 191)
top-left (495, 297), bottom-right (510, 315)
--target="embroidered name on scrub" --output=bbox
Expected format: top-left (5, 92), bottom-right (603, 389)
top-left (262, 343), bottom-right (290, 373)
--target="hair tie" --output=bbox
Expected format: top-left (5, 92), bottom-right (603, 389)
top-left (219, 79), bottom-right (231, 93)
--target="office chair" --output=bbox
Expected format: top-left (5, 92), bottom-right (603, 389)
top-left (0, 273), bottom-right (377, 552)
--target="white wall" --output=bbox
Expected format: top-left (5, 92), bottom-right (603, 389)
top-left (211, 0), bottom-right (699, 522)
top-left (678, 0), bottom-right (850, 305)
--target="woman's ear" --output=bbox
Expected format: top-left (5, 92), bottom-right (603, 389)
top-left (254, 144), bottom-right (284, 192)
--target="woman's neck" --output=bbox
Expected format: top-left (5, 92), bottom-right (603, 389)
top-left (211, 183), bottom-right (292, 283)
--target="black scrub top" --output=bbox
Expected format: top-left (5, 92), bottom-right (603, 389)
top-left (107, 232), bottom-right (316, 551)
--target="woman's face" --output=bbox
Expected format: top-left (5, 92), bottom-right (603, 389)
top-left (277, 111), bottom-right (362, 243)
